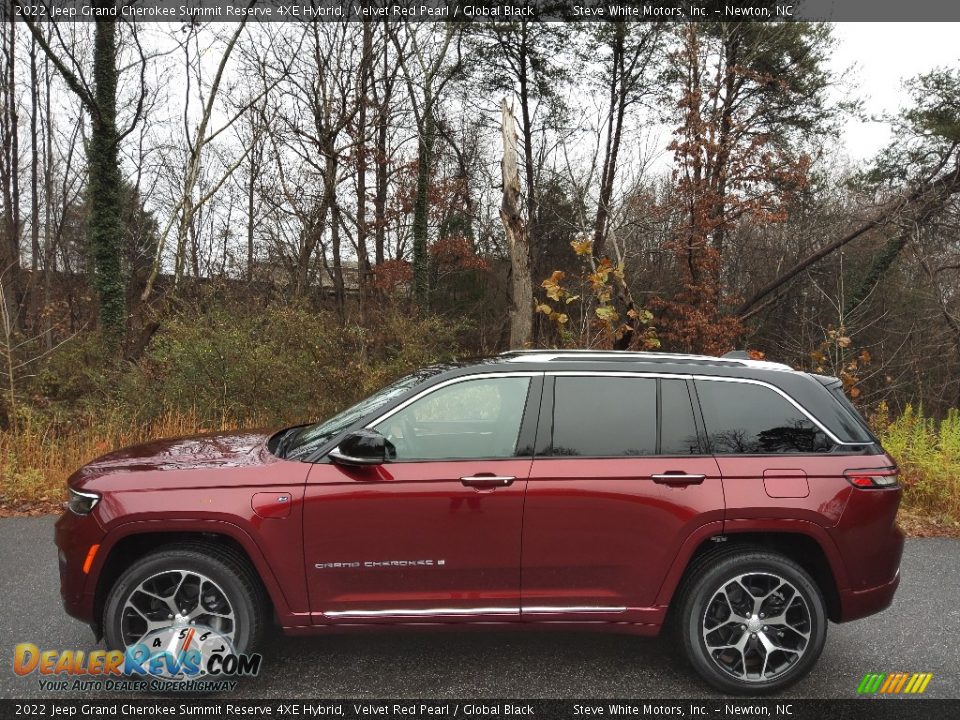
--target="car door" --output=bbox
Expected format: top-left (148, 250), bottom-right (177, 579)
top-left (522, 374), bottom-right (724, 624)
top-left (303, 372), bottom-right (541, 624)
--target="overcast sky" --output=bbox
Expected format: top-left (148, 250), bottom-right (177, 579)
top-left (831, 22), bottom-right (960, 161)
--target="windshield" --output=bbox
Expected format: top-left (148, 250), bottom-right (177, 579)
top-left (277, 369), bottom-right (441, 460)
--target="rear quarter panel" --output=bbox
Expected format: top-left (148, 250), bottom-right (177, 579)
top-left (719, 453), bottom-right (903, 595)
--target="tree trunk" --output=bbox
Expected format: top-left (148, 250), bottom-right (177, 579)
top-left (246, 159), bottom-right (256, 282)
top-left (738, 156), bottom-right (960, 319)
top-left (331, 203), bottom-right (345, 321)
top-left (0, 17), bottom-right (21, 332)
top-left (411, 102), bottom-right (434, 309)
top-left (374, 111), bottom-right (388, 266)
top-left (356, 22), bottom-right (372, 295)
top-left (373, 25), bottom-right (392, 267)
top-left (500, 100), bottom-right (532, 349)
top-left (592, 29), bottom-right (625, 260)
top-left (843, 231), bottom-right (912, 316)
top-left (29, 37), bottom-right (39, 277)
top-left (88, 16), bottom-right (126, 345)
top-left (517, 40), bottom-right (538, 264)
top-left (42, 35), bottom-right (53, 349)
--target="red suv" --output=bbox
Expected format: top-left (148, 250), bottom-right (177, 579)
top-left (56, 350), bottom-right (903, 693)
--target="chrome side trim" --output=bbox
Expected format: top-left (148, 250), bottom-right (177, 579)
top-left (322, 605), bottom-right (628, 618)
top-left (523, 606), bottom-right (627, 614)
top-left (323, 607), bottom-right (520, 618)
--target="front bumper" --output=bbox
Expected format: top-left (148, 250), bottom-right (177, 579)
top-left (54, 509), bottom-right (105, 625)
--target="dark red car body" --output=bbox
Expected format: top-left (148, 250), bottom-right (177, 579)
top-left (55, 352), bottom-right (903, 642)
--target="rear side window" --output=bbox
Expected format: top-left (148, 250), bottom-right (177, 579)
top-left (695, 380), bottom-right (833, 454)
top-left (551, 377), bottom-right (657, 456)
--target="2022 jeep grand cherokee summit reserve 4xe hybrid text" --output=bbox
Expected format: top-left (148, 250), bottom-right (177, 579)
top-left (55, 350), bottom-right (903, 693)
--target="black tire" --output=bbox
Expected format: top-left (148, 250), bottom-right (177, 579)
top-left (102, 542), bottom-right (268, 656)
top-left (677, 550), bottom-right (828, 695)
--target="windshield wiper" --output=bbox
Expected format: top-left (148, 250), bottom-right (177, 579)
top-left (275, 426), bottom-right (302, 457)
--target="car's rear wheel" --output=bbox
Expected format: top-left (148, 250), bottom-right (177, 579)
top-left (679, 550), bottom-right (827, 694)
top-left (103, 543), bottom-right (267, 656)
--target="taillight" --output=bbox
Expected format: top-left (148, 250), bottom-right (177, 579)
top-left (845, 468), bottom-right (899, 489)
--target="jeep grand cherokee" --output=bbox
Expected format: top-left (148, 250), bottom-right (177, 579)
top-left (55, 350), bottom-right (903, 693)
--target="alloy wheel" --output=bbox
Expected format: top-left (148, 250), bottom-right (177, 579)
top-left (701, 571), bottom-right (812, 683)
top-left (119, 569), bottom-right (236, 646)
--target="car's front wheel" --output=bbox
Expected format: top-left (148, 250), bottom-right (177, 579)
top-left (102, 543), bottom-right (267, 656)
top-left (679, 550), bottom-right (828, 694)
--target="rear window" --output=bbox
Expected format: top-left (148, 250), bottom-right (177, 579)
top-left (695, 380), bottom-right (833, 454)
top-left (824, 382), bottom-right (878, 442)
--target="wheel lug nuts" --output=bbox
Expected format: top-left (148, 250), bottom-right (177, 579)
top-left (763, 626), bottom-right (768, 631)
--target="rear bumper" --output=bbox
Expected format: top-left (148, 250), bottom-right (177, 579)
top-left (838, 569), bottom-right (900, 622)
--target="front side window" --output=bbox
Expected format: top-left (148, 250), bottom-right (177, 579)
top-left (279, 370), bottom-right (438, 460)
top-left (551, 377), bottom-right (657, 456)
top-left (695, 380), bottom-right (832, 454)
top-left (373, 376), bottom-right (532, 460)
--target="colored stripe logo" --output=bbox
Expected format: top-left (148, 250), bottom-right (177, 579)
top-left (857, 672), bottom-right (933, 695)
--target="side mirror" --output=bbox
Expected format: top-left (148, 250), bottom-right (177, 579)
top-left (329, 429), bottom-right (395, 466)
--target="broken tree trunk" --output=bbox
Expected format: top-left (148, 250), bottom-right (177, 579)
top-left (500, 99), bottom-right (533, 349)
top-left (738, 156), bottom-right (960, 320)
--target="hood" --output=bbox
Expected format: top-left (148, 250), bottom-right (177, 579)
top-left (72, 430), bottom-right (274, 484)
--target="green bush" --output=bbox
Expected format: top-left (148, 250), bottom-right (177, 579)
top-left (877, 404), bottom-right (960, 521)
top-left (24, 301), bottom-right (466, 430)
top-left (130, 304), bottom-right (465, 426)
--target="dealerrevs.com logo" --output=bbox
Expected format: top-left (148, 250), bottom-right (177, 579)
top-left (857, 672), bottom-right (934, 695)
top-left (13, 625), bottom-right (262, 692)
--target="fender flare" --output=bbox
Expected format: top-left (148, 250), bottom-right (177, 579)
top-left (89, 518), bottom-right (297, 622)
top-left (654, 518), bottom-right (849, 608)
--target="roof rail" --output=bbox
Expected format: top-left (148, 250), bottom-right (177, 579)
top-left (499, 349), bottom-right (793, 372)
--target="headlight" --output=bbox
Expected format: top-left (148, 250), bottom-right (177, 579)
top-left (66, 488), bottom-right (101, 515)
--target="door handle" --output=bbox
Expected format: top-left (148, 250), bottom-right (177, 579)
top-left (651, 472), bottom-right (706, 486)
top-left (460, 474), bottom-right (515, 488)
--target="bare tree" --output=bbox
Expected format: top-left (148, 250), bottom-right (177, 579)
top-left (501, 100), bottom-right (532, 348)
top-left (20, 11), bottom-right (149, 346)
top-left (391, 23), bottom-right (461, 309)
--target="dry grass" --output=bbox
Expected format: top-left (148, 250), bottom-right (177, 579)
top-left (0, 409), bottom-right (268, 514)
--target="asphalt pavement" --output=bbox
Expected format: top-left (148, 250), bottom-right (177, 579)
top-left (0, 516), bottom-right (957, 699)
